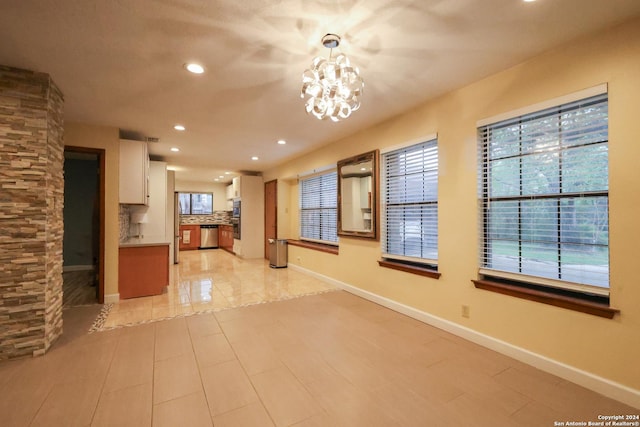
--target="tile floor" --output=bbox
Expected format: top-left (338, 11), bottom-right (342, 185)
top-left (0, 251), bottom-right (636, 426)
top-left (101, 249), bottom-right (336, 329)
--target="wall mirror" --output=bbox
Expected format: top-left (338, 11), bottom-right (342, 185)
top-left (337, 149), bottom-right (379, 239)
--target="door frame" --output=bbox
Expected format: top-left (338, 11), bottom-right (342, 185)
top-left (64, 146), bottom-right (106, 304)
top-left (264, 179), bottom-right (278, 259)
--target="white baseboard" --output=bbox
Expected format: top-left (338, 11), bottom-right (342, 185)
top-left (104, 293), bottom-right (120, 304)
top-left (288, 263), bottom-right (640, 409)
top-left (63, 265), bottom-right (95, 272)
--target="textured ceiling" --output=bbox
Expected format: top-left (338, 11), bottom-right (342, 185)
top-left (1, 0), bottom-right (639, 183)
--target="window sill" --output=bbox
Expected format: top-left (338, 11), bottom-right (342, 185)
top-left (378, 259), bottom-right (441, 279)
top-left (287, 239), bottom-right (339, 255)
top-left (472, 279), bottom-right (619, 319)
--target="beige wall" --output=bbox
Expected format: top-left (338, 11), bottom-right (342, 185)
top-left (64, 122), bottom-right (120, 298)
top-left (264, 17), bottom-right (640, 392)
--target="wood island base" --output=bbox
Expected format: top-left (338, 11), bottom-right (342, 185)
top-left (118, 244), bottom-right (169, 299)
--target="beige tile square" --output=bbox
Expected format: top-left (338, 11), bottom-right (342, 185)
top-left (192, 299), bottom-right (231, 312)
top-left (212, 402), bottom-right (275, 427)
top-left (200, 360), bottom-right (259, 416)
top-left (103, 308), bottom-right (153, 327)
top-left (0, 382), bottom-right (54, 427)
top-left (250, 366), bottom-right (321, 426)
top-left (277, 344), bottom-right (338, 385)
top-left (444, 393), bottom-right (518, 427)
top-left (192, 333), bottom-right (237, 368)
top-left (110, 297), bottom-right (154, 313)
top-left (30, 379), bottom-right (103, 427)
top-left (510, 400), bottom-right (567, 427)
top-left (186, 313), bottom-right (222, 337)
top-left (91, 382), bottom-right (152, 427)
top-left (102, 329), bottom-right (155, 393)
top-left (230, 335), bottom-right (284, 375)
top-left (154, 325), bottom-right (194, 361)
top-left (303, 371), bottom-right (398, 427)
top-left (152, 305), bottom-right (192, 320)
top-left (153, 391), bottom-right (213, 427)
top-left (153, 353), bottom-right (203, 404)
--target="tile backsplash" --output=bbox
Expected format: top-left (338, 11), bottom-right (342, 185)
top-left (119, 207), bottom-right (231, 240)
top-left (181, 211), bottom-right (231, 224)
top-left (119, 205), bottom-right (130, 242)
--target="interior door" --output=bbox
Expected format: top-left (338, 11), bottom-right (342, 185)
top-left (174, 192), bottom-right (180, 263)
top-left (264, 180), bottom-right (277, 259)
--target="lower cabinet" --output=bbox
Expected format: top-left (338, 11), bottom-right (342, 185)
top-left (119, 244), bottom-right (169, 299)
top-left (179, 225), bottom-right (201, 250)
top-left (219, 225), bottom-right (234, 253)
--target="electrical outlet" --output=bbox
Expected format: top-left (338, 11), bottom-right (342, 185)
top-left (461, 305), bottom-right (470, 318)
top-left (296, 256), bottom-right (301, 263)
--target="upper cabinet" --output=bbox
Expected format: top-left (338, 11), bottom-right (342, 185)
top-left (226, 183), bottom-right (234, 200)
top-left (119, 139), bottom-right (149, 205)
top-left (231, 176), bottom-right (241, 198)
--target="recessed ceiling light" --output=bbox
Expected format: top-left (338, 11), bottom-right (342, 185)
top-left (184, 63), bottom-right (204, 74)
top-left (224, 171), bottom-right (231, 175)
top-left (523, 0), bottom-right (536, 2)
top-left (277, 139), bottom-right (286, 145)
top-left (214, 178), bottom-right (219, 182)
top-left (218, 175), bottom-right (224, 179)
top-left (174, 124), bottom-right (185, 131)
top-left (170, 147), bottom-right (180, 152)
top-left (251, 156), bottom-right (259, 161)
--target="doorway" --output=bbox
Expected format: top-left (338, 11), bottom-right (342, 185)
top-left (264, 180), bottom-right (277, 259)
top-left (63, 146), bottom-right (105, 305)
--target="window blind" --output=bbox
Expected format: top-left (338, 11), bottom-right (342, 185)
top-left (300, 171), bottom-right (338, 244)
top-left (478, 93), bottom-right (609, 295)
top-left (382, 139), bottom-right (438, 264)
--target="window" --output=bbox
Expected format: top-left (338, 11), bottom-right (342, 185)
top-left (178, 192), bottom-right (213, 215)
top-left (299, 171), bottom-right (338, 244)
top-left (382, 138), bottom-right (438, 266)
top-left (478, 89), bottom-right (609, 296)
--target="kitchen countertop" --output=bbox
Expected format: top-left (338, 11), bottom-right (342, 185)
top-left (119, 237), bottom-right (171, 248)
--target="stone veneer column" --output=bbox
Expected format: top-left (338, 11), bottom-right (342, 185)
top-left (0, 65), bottom-right (64, 359)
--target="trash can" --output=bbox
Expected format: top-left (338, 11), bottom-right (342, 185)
top-left (269, 239), bottom-right (288, 268)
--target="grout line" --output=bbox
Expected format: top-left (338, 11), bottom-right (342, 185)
top-left (185, 315), bottom-right (216, 425)
top-left (215, 314), bottom-right (279, 427)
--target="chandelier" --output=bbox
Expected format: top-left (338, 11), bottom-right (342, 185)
top-left (301, 34), bottom-right (364, 122)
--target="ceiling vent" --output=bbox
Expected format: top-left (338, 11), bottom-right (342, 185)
top-left (118, 129), bottom-right (160, 143)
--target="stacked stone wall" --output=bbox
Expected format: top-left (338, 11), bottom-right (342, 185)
top-left (0, 65), bottom-right (64, 359)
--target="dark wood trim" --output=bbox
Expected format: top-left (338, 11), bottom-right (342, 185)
top-left (377, 259), bottom-right (441, 279)
top-left (64, 146), bottom-right (106, 304)
top-left (472, 279), bottom-right (619, 319)
top-left (264, 179), bottom-right (277, 260)
top-left (287, 239), bottom-right (339, 255)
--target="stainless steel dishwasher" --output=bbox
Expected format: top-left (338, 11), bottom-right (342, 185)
top-left (199, 225), bottom-right (219, 249)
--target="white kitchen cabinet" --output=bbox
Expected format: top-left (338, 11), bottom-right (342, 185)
top-left (226, 184), bottom-right (234, 200)
top-left (232, 176), bottom-right (241, 198)
top-left (119, 139), bottom-right (149, 205)
top-left (129, 161), bottom-right (167, 240)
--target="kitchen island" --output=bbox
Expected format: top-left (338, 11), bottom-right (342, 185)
top-left (119, 238), bottom-right (170, 299)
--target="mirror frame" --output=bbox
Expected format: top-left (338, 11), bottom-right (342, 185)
top-left (337, 149), bottom-right (379, 240)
